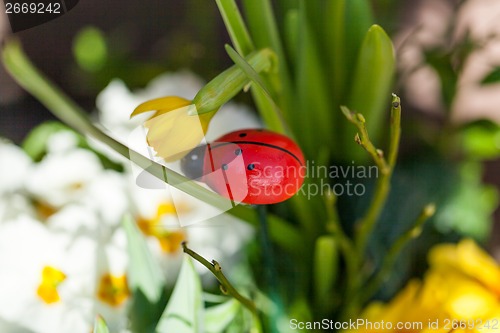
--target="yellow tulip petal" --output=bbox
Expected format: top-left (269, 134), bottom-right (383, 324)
top-left (131, 96), bottom-right (191, 118)
top-left (144, 107), bottom-right (214, 162)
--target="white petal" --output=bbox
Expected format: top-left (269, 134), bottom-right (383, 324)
top-left (0, 140), bottom-right (32, 194)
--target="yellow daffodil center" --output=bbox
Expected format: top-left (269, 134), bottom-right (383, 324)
top-left (36, 266), bottom-right (66, 304)
top-left (97, 273), bottom-right (130, 307)
top-left (136, 202), bottom-right (187, 254)
top-left (34, 200), bottom-right (57, 220)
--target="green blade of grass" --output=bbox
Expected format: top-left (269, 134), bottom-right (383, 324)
top-left (215, 0), bottom-right (255, 56)
top-left (123, 215), bottom-right (165, 303)
top-left (225, 44), bottom-right (286, 133)
top-left (345, 25), bottom-right (395, 162)
top-left (283, 9), bottom-right (299, 69)
top-left (241, 0), bottom-right (294, 125)
top-left (294, 1), bottom-right (334, 160)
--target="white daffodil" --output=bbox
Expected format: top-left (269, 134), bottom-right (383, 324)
top-left (0, 216), bottom-right (94, 333)
top-left (45, 130), bottom-right (80, 154)
top-left (78, 170), bottom-right (130, 229)
top-left (0, 140), bottom-right (34, 223)
top-left (25, 148), bottom-right (103, 209)
top-left (0, 139), bottom-right (32, 194)
top-left (0, 215), bottom-right (130, 333)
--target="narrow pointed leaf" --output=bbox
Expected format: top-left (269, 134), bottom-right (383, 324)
top-left (242, 0), bottom-right (295, 124)
top-left (313, 236), bottom-right (338, 309)
top-left (93, 316), bottom-right (110, 333)
top-left (346, 25), bottom-right (395, 161)
top-left (225, 44), bottom-right (286, 133)
top-left (123, 215), bottom-right (165, 303)
top-left (204, 299), bottom-right (241, 333)
top-left (156, 257), bottom-right (204, 333)
top-left (191, 49), bottom-right (275, 115)
top-left (215, 0), bottom-right (254, 56)
top-left (295, 1), bottom-right (334, 159)
top-left (481, 67), bottom-right (500, 85)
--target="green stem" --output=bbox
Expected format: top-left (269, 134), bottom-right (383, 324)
top-left (340, 106), bottom-right (389, 174)
top-left (225, 44), bottom-right (287, 134)
top-left (182, 243), bottom-right (259, 317)
top-left (360, 203), bottom-right (435, 304)
top-left (257, 206), bottom-right (281, 333)
top-left (341, 95), bottom-right (402, 256)
top-left (191, 49), bottom-right (275, 115)
top-left (324, 191), bottom-right (359, 315)
top-left (338, 96), bottom-right (402, 318)
top-left (324, 191), bottom-right (356, 274)
top-left (387, 94), bottom-right (402, 168)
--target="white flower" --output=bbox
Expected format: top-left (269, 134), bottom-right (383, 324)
top-left (25, 148), bottom-right (103, 208)
top-left (79, 170), bottom-right (129, 228)
top-left (0, 140), bottom-right (34, 223)
top-left (45, 130), bottom-right (80, 154)
top-left (0, 216), bottom-right (94, 333)
top-left (0, 139), bottom-right (31, 195)
top-left (0, 215), bottom-right (130, 333)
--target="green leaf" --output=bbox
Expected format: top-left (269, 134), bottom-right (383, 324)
top-left (191, 49), bottom-right (275, 115)
top-left (313, 236), bottom-right (338, 312)
top-left (215, 0), bottom-right (254, 56)
top-left (283, 9), bottom-right (299, 67)
top-left (92, 316), bottom-right (110, 333)
top-left (156, 257), bottom-right (204, 333)
top-left (241, 0), bottom-right (295, 125)
top-left (204, 299), bottom-right (241, 333)
top-left (434, 162), bottom-right (499, 241)
top-left (424, 50), bottom-right (457, 109)
top-left (462, 120), bottom-right (500, 160)
top-left (123, 215), bottom-right (165, 303)
top-left (294, 1), bottom-right (335, 159)
top-left (21, 121), bottom-right (69, 161)
top-left (481, 67), bottom-right (500, 85)
top-left (324, 0), bottom-right (346, 105)
top-left (225, 44), bottom-right (286, 133)
top-left (345, 25), bottom-right (395, 162)
top-left (343, 0), bottom-right (374, 85)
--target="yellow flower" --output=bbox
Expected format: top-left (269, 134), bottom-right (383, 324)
top-left (428, 239), bottom-right (500, 296)
top-left (348, 239), bottom-right (500, 332)
top-left (131, 96), bottom-right (215, 162)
